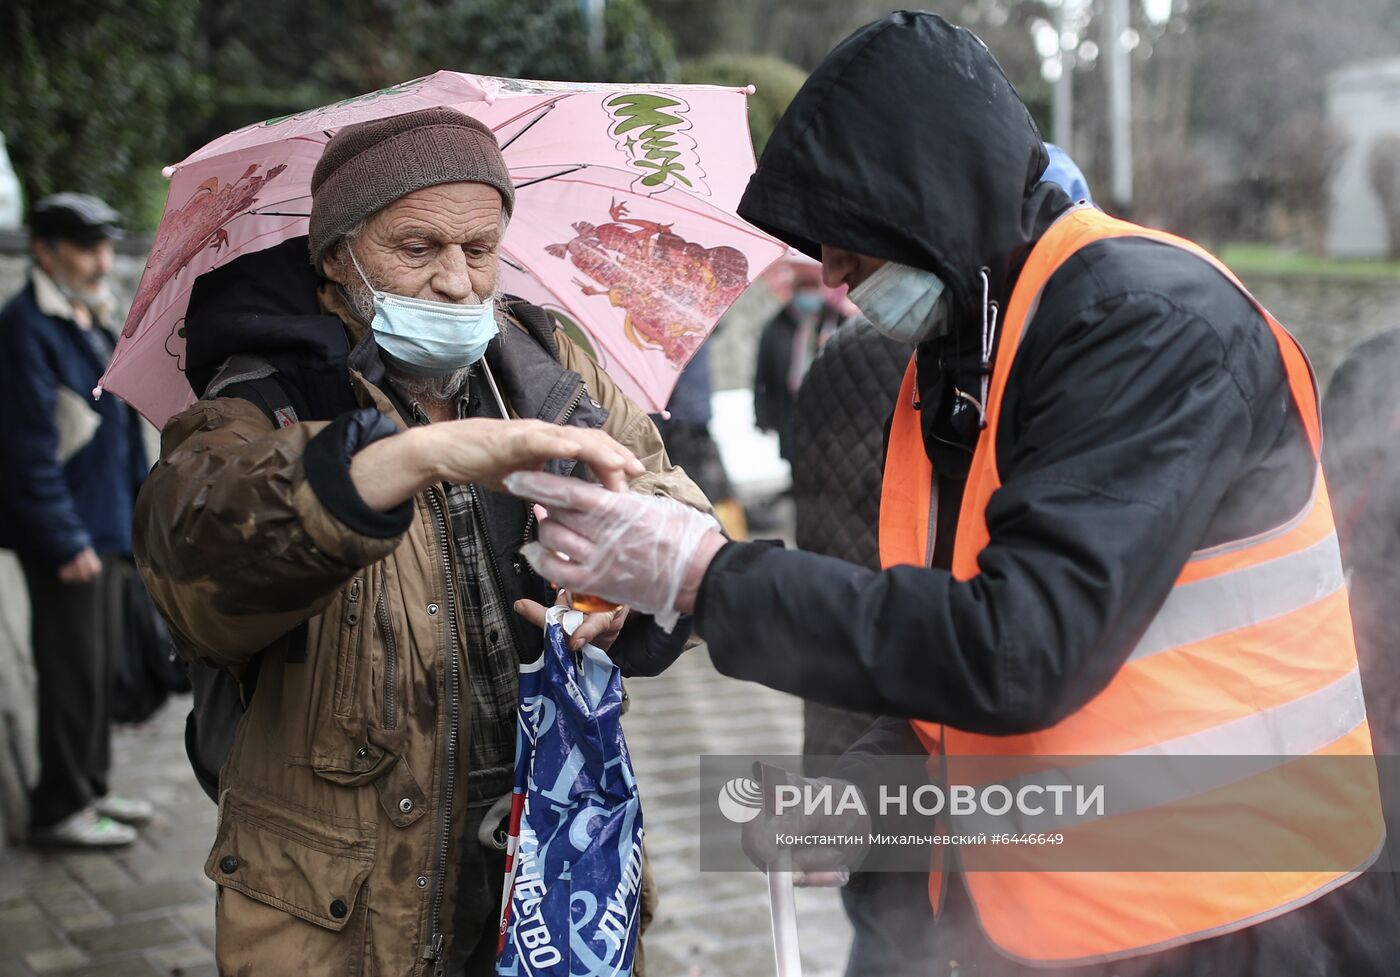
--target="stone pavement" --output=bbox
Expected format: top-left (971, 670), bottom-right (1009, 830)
top-left (0, 646), bottom-right (852, 977)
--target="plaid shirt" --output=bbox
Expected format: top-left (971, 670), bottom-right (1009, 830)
top-left (444, 481), bottom-right (521, 802)
top-left (401, 380), bottom-right (522, 802)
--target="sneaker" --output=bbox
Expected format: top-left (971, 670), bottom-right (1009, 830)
top-left (93, 795), bottom-right (154, 827)
top-left (30, 808), bottom-right (137, 848)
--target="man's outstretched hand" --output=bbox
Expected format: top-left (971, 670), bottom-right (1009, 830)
top-left (351, 418), bottom-right (645, 511)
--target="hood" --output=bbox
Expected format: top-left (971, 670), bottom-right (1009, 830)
top-left (184, 235), bottom-right (358, 418)
top-left (737, 10), bottom-right (1059, 324)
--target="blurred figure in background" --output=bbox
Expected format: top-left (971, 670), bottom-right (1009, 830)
top-left (1323, 329), bottom-right (1400, 755)
top-left (753, 257), bottom-right (842, 465)
top-left (652, 341), bottom-right (748, 539)
top-left (790, 318), bottom-right (931, 977)
top-left (0, 193), bottom-right (151, 847)
top-left (1042, 143), bottom-right (1093, 206)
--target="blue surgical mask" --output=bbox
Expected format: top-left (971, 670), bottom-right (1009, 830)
top-left (792, 290), bottom-right (825, 315)
top-left (847, 261), bottom-right (949, 344)
top-left (348, 246), bottom-right (499, 377)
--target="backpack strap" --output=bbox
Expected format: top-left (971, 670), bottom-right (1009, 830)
top-left (200, 354), bottom-right (311, 672)
top-left (206, 353), bottom-right (305, 428)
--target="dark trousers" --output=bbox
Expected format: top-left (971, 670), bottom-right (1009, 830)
top-left (841, 872), bottom-right (941, 977)
top-left (448, 796), bottom-right (511, 976)
top-left (22, 555), bottom-right (122, 829)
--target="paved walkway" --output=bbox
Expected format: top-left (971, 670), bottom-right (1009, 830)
top-left (0, 646), bottom-right (851, 977)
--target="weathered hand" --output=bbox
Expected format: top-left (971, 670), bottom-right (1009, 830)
top-left (513, 588), bottom-right (630, 653)
top-left (423, 418), bottom-right (642, 492)
top-left (57, 547), bottom-right (101, 584)
top-left (741, 769), bottom-right (870, 888)
top-left (503, 471), bottom-right (722, 631)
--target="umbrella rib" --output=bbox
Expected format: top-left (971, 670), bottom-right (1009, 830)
top-left (512, 165), bottom-right (588, 191)
top-left (497, 102), bottom-right (557, 152)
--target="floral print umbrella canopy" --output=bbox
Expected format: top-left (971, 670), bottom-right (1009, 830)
top-left (101, 71), bottom-right (786, 426)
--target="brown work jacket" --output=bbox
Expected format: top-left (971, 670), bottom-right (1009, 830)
top-left (135, 295), bottom-right (708, 977)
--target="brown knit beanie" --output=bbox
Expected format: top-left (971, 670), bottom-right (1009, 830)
top-left (308, 107), bottom-right (515, 268)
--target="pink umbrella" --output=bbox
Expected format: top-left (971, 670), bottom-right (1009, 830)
top-left (100, 71), bottom-right (786, 426)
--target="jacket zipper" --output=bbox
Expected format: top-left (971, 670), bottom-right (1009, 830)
top-left (375, 564), bottom-right (398, 730)
top-left (335, 577), bottom-right (363, 715)
top-left (518, 383), bottom-right (588, 561)
top-left (422, 486), bottom-right (459, 972)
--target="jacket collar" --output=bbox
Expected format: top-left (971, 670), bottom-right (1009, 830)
top-left (31, 265), bottom-right (116, 327)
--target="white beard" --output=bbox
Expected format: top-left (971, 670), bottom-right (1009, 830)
top-left (54, 276), bottom-right (113, 317)
top-left (388, 366), bottom-right (471, 407)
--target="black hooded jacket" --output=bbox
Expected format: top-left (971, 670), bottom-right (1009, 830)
top-left (702, 10), bottom-right (1316, 733)
top-left (696, 12), bottom-right (1400, 975)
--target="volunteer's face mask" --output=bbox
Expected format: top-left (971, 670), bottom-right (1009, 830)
top-left (349, 246), bottom-right (499, 377)
top-left (848, 260), bottom-right (949, 344)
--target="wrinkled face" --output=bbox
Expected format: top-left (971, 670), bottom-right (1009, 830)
top-left (820, 245), bottom-right (885, 292)
top-left (33, 237), bottom-right (114, 303)
top-left (324, 181), bottom-right (504, 308)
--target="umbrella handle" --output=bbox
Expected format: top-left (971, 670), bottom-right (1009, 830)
top-left (768, 849), bottom-right (803, 977)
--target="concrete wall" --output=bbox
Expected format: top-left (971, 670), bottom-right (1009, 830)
top-left (1327, 58), bottom-right (1400, 260)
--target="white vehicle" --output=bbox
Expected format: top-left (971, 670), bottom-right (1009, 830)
top-left (710, 387), bottom-right (791, 502)
top-left (0, 133), bottom-right (23, 231)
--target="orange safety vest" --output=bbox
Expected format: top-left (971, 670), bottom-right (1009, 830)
top-left (878, 207), bottom-right (1385, 966)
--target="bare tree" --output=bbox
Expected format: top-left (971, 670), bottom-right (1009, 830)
top-left (1133, 145), bottom-right (1217, 241)
top-left (1267, 113), bottom-right (1348, 256)
top-left (1369, 135), bottom-right (1400, 260)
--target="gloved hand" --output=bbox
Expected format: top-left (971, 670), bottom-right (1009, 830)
top-left (503, 470), bottom-right (722, 632)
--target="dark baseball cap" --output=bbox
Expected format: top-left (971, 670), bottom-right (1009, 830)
top-left (30, 193), bottom-right (124, 244)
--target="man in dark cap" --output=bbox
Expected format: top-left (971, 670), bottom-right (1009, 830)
top-left (134, 107), bottom-right (707, 976)
top-left (0, 193), bottom-right (152, 847)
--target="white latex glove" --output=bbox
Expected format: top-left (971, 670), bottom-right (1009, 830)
top-left (504, 470), bottom-right (721, 632)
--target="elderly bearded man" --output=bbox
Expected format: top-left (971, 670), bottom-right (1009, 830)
top-left (134, 108), bottom-right (710, 977)
top-left (0, 194), bottom-right (153, 848)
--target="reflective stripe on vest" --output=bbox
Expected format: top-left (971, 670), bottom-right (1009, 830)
top-left (877, 207), bottom-right (1384, 966)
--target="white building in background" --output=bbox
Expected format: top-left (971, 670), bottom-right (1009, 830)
top-left (1327, 58), bottom-right (1400, 259)
top-left (0, 133), bottom-right (22, 231)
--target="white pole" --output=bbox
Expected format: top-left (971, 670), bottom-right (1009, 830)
top-left (582, 0), bottom-right (606, 59)
top-left (1104, 0), bottom-right (1134, 206)
top-left (768, 850), bottom-right (803, 977)
top-left (1053, 2), bottom-right (1075, 149)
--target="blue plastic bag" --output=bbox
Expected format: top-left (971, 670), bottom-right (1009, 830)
top-left (497, 606), bottom-right (644, 977)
